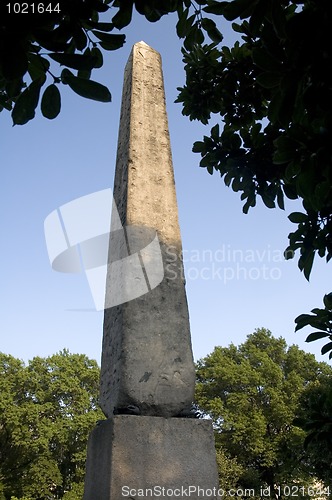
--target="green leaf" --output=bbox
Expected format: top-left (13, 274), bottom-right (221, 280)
top-left (12, 77), bottom-right (45, 125)
top-left (201, 18), bottom-right (223, 44)
top-left (49, 53), bottom-right (98, 71)
top-left (261, 190), bottom-right (275, 208)
top-left (321, 342), bottom-right (332, 355)
top-left (112, 0), bottom-right (133, 29)
top-left (273, 136), bottom-right (298, 165)
top-left (203, 1), bottom-right (228, 15)
top-left (276, 187), bottom-right (285, 210)
top-left (28, 54), bottom-right (50, 81)
top-left (311, 307), bottom-right (330, 317)
top-left (91, 47), bottom-right (103, 68)
top-left (306, 332), bottom-right (329, 343)
top-left (323, 293), bottom-right (332, 310)
top-left (5, 78), bottom-right (24, 99)
top-left (184, 24), bottom-right (202, 50)
top-left (271, 1), bottom-right (287, 39)
top-left (232, 177), bottom-right (242, 192)
top-left (0, 94), bottom-right (13, 111)
top-left (41, 85), bottom-right (61, 119)
top-left (315, 181), bottom-right (331, 207)
top-left (295, 313), bottom-right (314, 331)
top-left (92, 32), bottom-right (125, 50)
top-left (283, 183), bottom-right (298, 200)
top-left (252, 48), bottom-right (281, 72)
top-left (61, 69), bottom-right (111, 102)
top-left (141, 4), bottom-right (165, 22)
top-left (90, 0), bottom-right (109, 12)
top-left (84, 21), bottom-right (115, 32)
top-left (242, 194), bottom-right (256, 213)
top-left (285, 161), bottom-right (301, 181)
top-left (222, 0), bottom-right (256, 21)
top-left (297, 315), bottom-right (329, 332)
top-left (192, 141), bottom-right (205, 153)
top-left (211, 124), bottom-right (220, 142)
top-left (77, 69), bottom-right (92, 80)
top-left (300, 250), bottom-right (315, 281)
top-left (273, 150), bottom-right (292, 165)
top-left (176, 8), bottom-right (190, 38)
top-left (288, 212), bottom-right (307, 223)
top-left (284, 245), bottom-right (295, 260)
top-left (256, 72), bottom-right (281, 89)
top-left (296, 169), bottom-right (316, 199)
top-left (73, 26), bottom-right (88, 51)
top-left (2, 44), bottom-right (28, 80)
top-left (34, 31), bottom-right (70, 52)
top-left (303, 432), bottom-right (316, 449)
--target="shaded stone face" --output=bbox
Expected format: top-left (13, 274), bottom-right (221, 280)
top-left (100, 42), bottom-right (196, 417)
top-left (84, 416), bottom-right (221, 500)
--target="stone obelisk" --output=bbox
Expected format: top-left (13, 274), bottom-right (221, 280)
top-left (84, 42), bottom-right (220, 499)
top-left (99, 40), bottom-right (195, 418)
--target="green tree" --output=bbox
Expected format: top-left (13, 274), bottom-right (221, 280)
top-left (0, 350), bottom-right (104, 500)
top-left (294, 377), bottom-right (332, 486)
top-left (195, 328), bottom-right (332, 497)
top-left (214, 449), bottom-right (249, 494)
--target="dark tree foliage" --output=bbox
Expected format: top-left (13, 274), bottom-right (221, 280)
top-left (174, 0), bottom-right (332, 357)
top-left (178, 1), bottom-right (332, 279)
top-left (0, 0), bottom-right (122, 124)
top-left (0, 0), bottom-right (221, 124)
top-left (295, 292), bottom-right (332, 358)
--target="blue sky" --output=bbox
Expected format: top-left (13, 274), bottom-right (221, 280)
top-left (1, 11), bottom-right (331, 365)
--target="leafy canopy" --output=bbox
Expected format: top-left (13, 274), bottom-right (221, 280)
top-left (177, 0), bottom-right (332, 281)
top-left (295, 293), bottom-right (332, 359)
top-left (0, 0), bottom-right (224, 124)
top-left (0, 350), bottom-right (104, 500)
top-left (294, 377), bottom-right (332, 486)
top-left (174, 0), bottom-right (332, 358)
top-left (0, 0), bottom-right (125, 124)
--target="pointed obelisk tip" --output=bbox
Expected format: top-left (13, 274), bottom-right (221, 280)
top-left (133, 40), bottom-right (156, 51)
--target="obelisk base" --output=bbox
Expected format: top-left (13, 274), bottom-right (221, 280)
top-left (83, 415), bottom-right (220, 499)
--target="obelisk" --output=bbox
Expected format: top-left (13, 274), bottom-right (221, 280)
top-left (100, 41), bottom-right (196, 418)
top-left (84, 42), bottom-right (220, 499)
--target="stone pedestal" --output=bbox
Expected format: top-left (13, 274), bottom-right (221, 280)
top-left (83, 416), bottom-right (220, 500)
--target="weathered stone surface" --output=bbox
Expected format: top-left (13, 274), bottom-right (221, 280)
top-left (100, 41), bottom-right (195, 418)
top-left (83, 416), bottom-right (220, 500)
